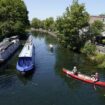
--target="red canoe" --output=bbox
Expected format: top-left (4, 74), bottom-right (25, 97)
top-left (63, 68), bottom-right (105, 87)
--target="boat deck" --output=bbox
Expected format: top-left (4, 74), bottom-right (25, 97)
top-left (19, 44), bottom-right (33, 57)
top-left (19, 36), bottom-right (33, 57)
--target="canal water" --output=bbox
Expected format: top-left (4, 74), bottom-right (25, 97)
top-left (0, 32), bottom-right (105, 105)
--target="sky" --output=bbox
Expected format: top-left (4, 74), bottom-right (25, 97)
top-left (24, 0), bottom-right (105, 21)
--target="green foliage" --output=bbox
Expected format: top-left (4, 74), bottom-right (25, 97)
top-left (81, 41), bottom-right (96, 55)
top-left (44, 17), bottom-right (54, 30)
top-left (95, 54), bottom-right (105, 63)
top-left (31, 17), bottom-right (55, 31)
top-left (102, 39), bottom-right (105, 44)
top-left (90, 20), bottom-right (104, 37)
top-left (98, 61), bottom-right (105, 68)
top-left (31, 18), bottom-right (42, 29)
top-left (56, 16), bottom-right (65, 34)
top-left (0, 0), bottom-right (29, 36)
top-left (93, 54), bottom-right (105, 68)
top-left (56, 1), bottom-right (89, 51)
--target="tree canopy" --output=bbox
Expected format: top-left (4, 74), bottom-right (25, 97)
top-left (31, 18), bottom-right (42, 29)
top-left (90, 20), bottom-right (104, 37)
top-left (56, 1), bottom-right (89, 51)
top-left (31, 17), bottom-right (55, 31)
top-left (0, 0), bottom-right (29, 36)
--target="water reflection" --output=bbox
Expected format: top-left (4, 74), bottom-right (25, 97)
top-left (0, 32), bottom-right (105, 105)
top-left (17, 70), bottom-right (35, 85)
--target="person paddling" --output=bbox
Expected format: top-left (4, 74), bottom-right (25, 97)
top-left (92, 72), bottom-right (99, 90)
top-left (91, 72), bottom-right (99, 82)
top-left (72, 66), bottom-right (78, 75)
top-left (94, 72), bottom-right (99, 81)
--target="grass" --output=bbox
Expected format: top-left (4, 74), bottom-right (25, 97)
top-left (89, 53), bottom-right (105, 68)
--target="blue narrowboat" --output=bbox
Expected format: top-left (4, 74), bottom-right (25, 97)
top-left (16, 35), bottom-right (34, 73)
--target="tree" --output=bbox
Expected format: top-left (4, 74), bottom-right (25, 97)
top-left (31, 18), bottom-right (41, 29)
top-left (44, 17), bottom-right (55, 31)
top-left (0, 0), bottom-right (29, 36)
top-left (31, 17), bottom-right (56, 31)
top-left (56, 16), bottom-right (65, 34)
top-left (90, 20), bottom-right (104, 37)
top-left (56, 1), bottom-right (89, 51)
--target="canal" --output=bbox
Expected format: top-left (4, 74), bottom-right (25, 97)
top-left (0, 32), bottom-right (105, 105)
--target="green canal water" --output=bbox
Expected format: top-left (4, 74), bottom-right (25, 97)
top-left (0, 32), bottom-right (105, 105)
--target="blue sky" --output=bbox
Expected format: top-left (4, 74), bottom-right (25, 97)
top-left (24, 0), bottom-right (105, 21)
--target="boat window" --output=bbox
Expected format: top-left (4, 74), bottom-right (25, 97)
top-left (18, 57), bottom-right (32, 66)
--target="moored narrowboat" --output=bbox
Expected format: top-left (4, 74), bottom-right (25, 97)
top-left (0, 36), bottom-right (19, 63)
top-left (16, 35), bottom-right (34, 74)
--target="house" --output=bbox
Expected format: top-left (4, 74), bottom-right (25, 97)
top-left (89, 15), bottom-right (105, 24)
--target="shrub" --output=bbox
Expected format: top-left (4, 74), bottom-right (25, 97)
top-left (98, 61), bottom-right (105, 68)
top-left (95, 54), bottom-right (105, 63)
top-left (92, 53), bottom-right (105, 68)
top-left (102, 39), bottom-right (105, 44)
top-left (81, 42), bottom-right (96, 55)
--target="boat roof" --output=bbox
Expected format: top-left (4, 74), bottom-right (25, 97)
top-left (10, 36), bottom-right (18, 39)
top-left (0, 36), bottom-right (19, 47)
top-left (19, 36), bottom-right (33, 57)
top-left (0, 39), bottom-right (13, 51)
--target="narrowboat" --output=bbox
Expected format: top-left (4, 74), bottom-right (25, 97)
top-left (16, 35), bottom-right (34, 73)
top-left (0, 36), bottom-right (19, 63)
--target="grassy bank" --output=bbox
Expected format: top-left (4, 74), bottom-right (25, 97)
top-left (80, 42), bottom-right (105, 69)
top-left (88, 53), bottom-right (105, 69)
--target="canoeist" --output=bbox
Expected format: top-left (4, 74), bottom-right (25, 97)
top-left (72, 66), bottom-right (78, 75)
top-left (94, 72), bottom-right (99, 81)
top-left (91, 72), bottom-right (99, 82)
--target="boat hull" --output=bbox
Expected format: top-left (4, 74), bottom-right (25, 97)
top-left (0, 44), bottom-right (19, 62)
top-left (16, 63), bottom-right (34, 72)
top-left (0, 37), bottom-right (19, 63)
top-left (63, 68), bottom-right (105, 87)
top-left (16, 57), bottom-right (34, 72)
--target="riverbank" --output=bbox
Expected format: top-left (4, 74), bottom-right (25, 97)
top-left (89, 53), bottom-right (105, 68)
top-left (31, 28), bottom-right (58, 38)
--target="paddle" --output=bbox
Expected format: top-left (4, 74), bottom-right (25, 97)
top-left (93, 80), bottom-right (98, 90)
top-left (93, 83), bottom-right (96, 90)
top-left (93, 73), bottom-right (99, 90)
top-left (91, 74), bottom-right (97, 90)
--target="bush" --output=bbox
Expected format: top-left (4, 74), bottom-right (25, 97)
top-left (98, 61), bottom-right (105, 68)
top-left (95, 54), bottom-right (105, 63)
top-left (81, 42), bottom-right (96, 55)
top-left (92, 53), bottom-right (105, 68)
top-left (102, 39), bottom-right (105, 44)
